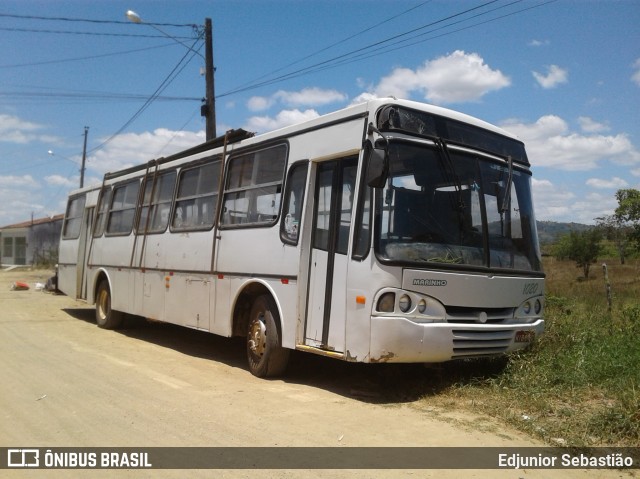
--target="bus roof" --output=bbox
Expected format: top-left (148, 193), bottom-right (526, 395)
top-left (75, 98), bottom-right (523, 193)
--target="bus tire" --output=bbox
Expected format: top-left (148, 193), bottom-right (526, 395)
top-left (246, 294), bottom-right (290, 378)
top-left (95, 280), bottom-right (123, 329)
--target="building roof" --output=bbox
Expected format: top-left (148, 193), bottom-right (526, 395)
top-left (0, 214), bottom-right (64, 230)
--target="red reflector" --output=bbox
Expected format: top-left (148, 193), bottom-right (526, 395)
top-left (281, 278), bottom-right (289, 284)
top-left (218, 274), bottom-right (224, 279)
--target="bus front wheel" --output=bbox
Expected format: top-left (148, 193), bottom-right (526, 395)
top-left (95, 280), bottom-right (123, 329)
top-left (246, 295), bottom-right (290, 378)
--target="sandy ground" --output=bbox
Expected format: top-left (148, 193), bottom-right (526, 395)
top-left (0, 268), bottom-right (634, 479)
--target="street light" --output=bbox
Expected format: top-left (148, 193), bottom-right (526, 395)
top-left (126, 10), bottom-right (216, 140)
top-left (48, 137), bottom-right (87, 189)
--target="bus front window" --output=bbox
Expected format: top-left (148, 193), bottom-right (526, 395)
top-left (375, 141), bottom-right (542, 272)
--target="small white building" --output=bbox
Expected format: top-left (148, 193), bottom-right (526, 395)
top-left (0, 214), bottom-right (64, 266)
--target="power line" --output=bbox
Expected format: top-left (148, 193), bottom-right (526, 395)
top-left (0, 42), bottom-right (184, 69)
top-left (0, 11), bottom-right (197, 28)
top-left (218, 0), bottom-right (502, 97)
top-left (0, 25), bottom-right (195, 39)
top-left (307, 0), bottom-right (529, 71)
top-left (218, 0), bottom-right (551, 98)
top-left (229, 1), bottom-right (434, 94)
top-left (0, 90), bottom-right (200, 104)
top-left (342, 0), bottom-right (558, 66)
top-left (88, 36), bottom-right (204, 154)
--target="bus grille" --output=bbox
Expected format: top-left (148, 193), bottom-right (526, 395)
top-left (451, 329), bottom-right (512, 358)
top-left (445, 306), bottom-right (514, 324)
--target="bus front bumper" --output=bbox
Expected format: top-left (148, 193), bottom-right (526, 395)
top-left (368, 316), bottom-right (545, 363)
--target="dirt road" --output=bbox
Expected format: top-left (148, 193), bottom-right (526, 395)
top-left (0, 269), bottom-right (631, 479)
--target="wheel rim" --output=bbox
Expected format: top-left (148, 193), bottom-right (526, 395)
top-left (97, 289), bottom-right (109, 322)
top-left (248, 315), bottom-right (267, 358)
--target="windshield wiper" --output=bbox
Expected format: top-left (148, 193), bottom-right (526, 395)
top-left (500, 155), bottom-right (513, 214)
top-left (434, 138), bottom-right (468, 241)
top-left (499, 155), bottom-right (514, 240)
top-left (434, 138), bottom-right (465, 211)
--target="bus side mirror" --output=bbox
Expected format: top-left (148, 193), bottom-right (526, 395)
top-left (367, 145), bottom-right (389, 188)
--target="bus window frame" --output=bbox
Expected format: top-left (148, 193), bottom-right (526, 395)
top-left (169, 159), bottom-right (221, 233)
top-left (104, 179), bottom-right (141, 237)
top-left (352, 152), bottom-right (373, 261)
top-left (93, 186), bottom-right (112, 238)
top-left (62, 193), bottom-right (87, 240)
top-left (136, 169), bottom-right (178, 235)
top-left (280, 160), bottom-right (309, 246)
top-left (219, 143), bottom-right (289, 230)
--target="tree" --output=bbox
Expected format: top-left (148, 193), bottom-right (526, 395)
top-left (554, 229), bottom-right (603, 279)
top-left (595, 214), bottom-right (634, 264)
top-left (614, 188), bottom-right (640, 247)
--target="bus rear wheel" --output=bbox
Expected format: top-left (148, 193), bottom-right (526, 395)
top-left (246, 295), bottom-right (290, 378)
top-left (95, 280), bottom-right (123, 329)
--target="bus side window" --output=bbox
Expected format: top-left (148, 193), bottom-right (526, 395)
top-left (137, 170), bottom-right (176, 234)
top-left (280, 161), bottom-right (308, 245)
top-left (352, 183), bottom-right (372, 260)
top-left (62, 194), bottom-right (86, 239)
top-left (106, 180), bottom-right (140, 236)
top-left (171, 161), bottom-right (220, 231)
top-left (221, 144), bottom-right (287, 227)
top-left (93, 187), bottom-right (111, 237)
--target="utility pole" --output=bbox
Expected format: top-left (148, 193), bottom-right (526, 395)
top-left (80, 126), bottom-right (89, 188)
top-left (202, 17), bottom-right (216, 141)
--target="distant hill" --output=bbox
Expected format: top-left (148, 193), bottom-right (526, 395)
top-left (536, 221), bottom-right (592, 245)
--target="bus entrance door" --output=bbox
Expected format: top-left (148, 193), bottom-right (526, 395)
top-left (305, 157), bottom-right (358, 352)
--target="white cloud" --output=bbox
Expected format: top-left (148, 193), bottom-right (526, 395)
top-left (0, 114), bottom-right (61, 145)
top-left (248, 87), bottom-right (347, 112)
top-left (0, 174), bottom-right (39, 188)
top-left (86, 128), bottom-right (204, 178)
top-left (45, 174), bottom-right (78, 188)
top-left (570, 192), bottom-right (619, 224)
top-left (528, 39), bottom-right (550, 47)
top-left (276, 88), bottom-right (347, 107)
top-left (585, 177), bottom-right (628, 189)
top-left (372, 50), bottom-right (510, 104)
top-left (247, 96), bottom-right (274, 112)
top-left (531, 177), bottom-right (575, 220)
top-left (532, 178), bottom-right (618, 224)
top-left (532, 65), bottom-right (568, 89)
top-left (578, 116), bottom-right (610, 133)
top-left (632, 58), bottom-right (640, 86)
top-left (244, 109), bottom-right (320, 133)
top-left (349, 92), bottom-right (379, 106)
top-left (0, 175), bottom-right (44, 226)
top-left (500, 115), bottom-right (640, 171)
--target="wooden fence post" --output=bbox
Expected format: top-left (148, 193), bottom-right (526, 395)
top-left (602, 263), bottom-right (613, 313)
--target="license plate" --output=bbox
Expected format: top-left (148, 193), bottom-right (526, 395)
top-left (515, 330), bottom-right (535, 343)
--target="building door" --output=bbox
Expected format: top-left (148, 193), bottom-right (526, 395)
top-left (14, 237), bottom-right (27, 265)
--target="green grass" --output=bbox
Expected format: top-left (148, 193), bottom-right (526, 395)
top-left (427, 258), bottom-right (640, 447)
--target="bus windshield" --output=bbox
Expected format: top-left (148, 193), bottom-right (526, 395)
top-left (375, 140), bottom-right (542, 273)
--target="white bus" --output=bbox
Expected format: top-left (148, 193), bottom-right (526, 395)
top-left (58, 98), bottom-right (545, 377)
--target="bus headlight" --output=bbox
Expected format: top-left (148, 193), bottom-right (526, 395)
top-left (377, 292), bottom-right (395, 313)
top-left (373, 289), bottom-right (445, 322)
top-left (516, 296), bottom-right (544, 320)
top-left (417, 299), bottom-right (427, 314)
top-left (399, 294), bottom-right (412, 312)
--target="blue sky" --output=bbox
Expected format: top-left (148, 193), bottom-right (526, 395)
top-left (1, 0), bottom-right (639, 227)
